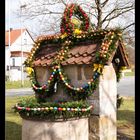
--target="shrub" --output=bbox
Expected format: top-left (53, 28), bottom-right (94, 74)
top-left (117, 94), bottom-right (124, 109)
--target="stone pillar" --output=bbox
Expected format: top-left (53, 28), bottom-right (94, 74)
top-left (88, 63), bottom-right (117, 140)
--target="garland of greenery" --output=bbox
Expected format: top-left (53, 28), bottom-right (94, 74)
top-left (13, 97), bottom-right (93, 120)
top-left (25, 29), bottom-right (122, 100)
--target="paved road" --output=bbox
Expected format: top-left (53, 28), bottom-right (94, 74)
top-left (6, 88), bottom-right (34, 97)
top-left (117, 76), bottom-right (135, 96)
top-left (6, 76), bottom-right (134, 97)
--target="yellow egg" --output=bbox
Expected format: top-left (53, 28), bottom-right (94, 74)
top-left (74, 29), bottom-right (82, 35)
top-left (63, 108), bottom-right (66, 111)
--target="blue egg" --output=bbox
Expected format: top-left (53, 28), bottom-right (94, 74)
top-left (95, 72), bottom-right (98, 76)
top-left (54, 107), bottom-right (57, 110)
top-left (93, 76), bottom-right (96, 79)
top-left (85, 84), bottom-right (89, 88)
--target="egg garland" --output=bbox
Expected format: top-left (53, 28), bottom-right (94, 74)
top-left (27, 29), bottom-right (121, 100)
top-left (24, 29), bottom-right (120, 67)
top-left (15, 103), bottom-right (93, 112)
top-left (13, 99), bottom-right (93, 119)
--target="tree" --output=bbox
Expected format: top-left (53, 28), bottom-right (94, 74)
top-left (17, 0), bottom-right (135, 43)
top-left (126, 46), bottom-right (135, 70)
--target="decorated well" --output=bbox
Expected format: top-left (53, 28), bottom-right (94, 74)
top-left (13, 3), bottom-right (130, 140)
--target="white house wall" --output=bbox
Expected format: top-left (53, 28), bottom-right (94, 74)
top-left (10, 57), bottom-right (27, 67)
top-left (5, 47), bottom-right (10, 70)
top-left (5, 29), bottom-right (34, 81)
top-left (10, 30), bottom-right (33, 52)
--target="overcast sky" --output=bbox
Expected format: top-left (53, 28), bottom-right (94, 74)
top-left (5, 0), bottom-right (27, 30)
top-left (6, 0), bottom-right (134, 39)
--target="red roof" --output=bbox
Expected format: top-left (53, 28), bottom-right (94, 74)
top-left (33, 42), bottom-right (96, 66)
top-left (5, 29), bottom-right (26, 46)
top-left (32, 40), bottom-right (130, 68)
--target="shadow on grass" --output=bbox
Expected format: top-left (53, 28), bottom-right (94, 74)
top-left (117, 110), bottom-right (135, 125)
top-left (117, 131), bottom-right (134, 140)
top-left (117, 110), bottom-right (135, 140)
top-left (5, 121), bottom-right (22, 140)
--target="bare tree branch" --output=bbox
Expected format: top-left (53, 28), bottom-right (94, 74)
top-left (95, 0), bottom-right (102, 29)
top-left (101, 0), bottom-right (109, 8)
top-left (104, 20), bottom-right (111, 29)
top-left (105, 8), bottom-right (134, 22)
top-left (18, 0), bottom-right (135, 41)
top-left (102, 4), bottom-right (134, 23)
top-left (122, 23), bottom-right (135, 31)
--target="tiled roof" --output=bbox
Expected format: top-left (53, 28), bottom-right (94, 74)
top-left (33, 42), bottom-right (101, 66)
top-left (32, 40), bottom-right (130, 68)
top-left (5, 29), bottom-right (26, 46)
top-left (29, 29), bottom-right (130, 68)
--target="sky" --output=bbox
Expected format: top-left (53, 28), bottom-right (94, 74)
top-left (5, 0), bottom-right (39, 38)
top-left (5, 0), bottom-right (27, 30)
top-left (6, 0), bottom-right (134, 39)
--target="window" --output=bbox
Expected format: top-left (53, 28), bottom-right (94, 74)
top-left (24, 39), bottom-right (27, 45)
top-left (12, 58), bottom-right (15, 66)
top-left (7, 65), bottom-right (9, 71)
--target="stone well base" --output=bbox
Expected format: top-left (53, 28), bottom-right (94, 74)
top-left (22, 118), bottom-right (89, 140)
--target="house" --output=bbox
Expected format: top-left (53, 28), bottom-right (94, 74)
top-left (5, 28), bottom-right (34, 81)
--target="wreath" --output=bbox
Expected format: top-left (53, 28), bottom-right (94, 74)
top-left (60, 3), bottom-right (90, 35)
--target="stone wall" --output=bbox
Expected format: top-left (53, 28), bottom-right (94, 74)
top-left (22, 118), bottom-right (89, 140)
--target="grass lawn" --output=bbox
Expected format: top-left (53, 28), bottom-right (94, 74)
top-left (124, 71), bottom-right (135, 76)
top-left (5, 96), bottom-right (135, 140)
top-left (5, 96), bottom-right (23, 140)
top-left (117, 97), bottom-right (135, 139)
top-left (6, 80), bottom-right (32, 89)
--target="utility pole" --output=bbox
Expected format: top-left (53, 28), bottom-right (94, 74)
top-left (20, 4), bottom-right (27, 87)
top-left (8, 1), bottom-right (11, 81)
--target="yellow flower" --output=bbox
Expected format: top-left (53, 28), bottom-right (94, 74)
top-left (74, 29), bottom-right (82, 35)
top-left (60, 33), bottom-right (67, 39)
top-left (26, 67), bottom-right (34, 75)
